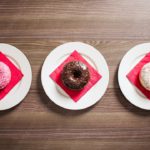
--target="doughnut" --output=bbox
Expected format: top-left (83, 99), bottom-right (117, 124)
top-left (61, 61), bottom-right (90, 90)
top-left (0, 62), bottom-right (11, 89)
top-left (139, 62), bottom-right (150, 91)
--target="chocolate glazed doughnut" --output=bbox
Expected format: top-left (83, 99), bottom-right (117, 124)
top-left (61, 61), bottom-right (90, 90)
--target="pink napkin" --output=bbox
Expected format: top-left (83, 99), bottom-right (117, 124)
top-left (127, 52), bottom-right (150, 99)
top-left (50, 50), bottom-right (102, 102)
top-left (0, 52), bottom-right (24, 100)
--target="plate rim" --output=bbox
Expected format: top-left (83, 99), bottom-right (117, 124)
top-left (0, 43), bottom-right (32, 111)
top-left (41, 42), bottom-right (109, 110)
top-left (118, 42), bottom-right (150, 110)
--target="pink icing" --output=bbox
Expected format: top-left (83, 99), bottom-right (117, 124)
top-left (0, 62), bottom-right (11, 89)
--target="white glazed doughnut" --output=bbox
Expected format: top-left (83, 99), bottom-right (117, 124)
top-left (0, 62), bottom-right (11, 89)
top-left (139, 62), bottom-right (150, 91)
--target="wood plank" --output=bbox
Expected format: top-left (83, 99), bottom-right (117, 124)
top-left (0, 0), bottom-right (150, 39)
top-left (0, 140), bottom-right (150, 150)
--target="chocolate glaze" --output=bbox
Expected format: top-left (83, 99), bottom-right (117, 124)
top-left (61, 61), bottom-right (90, 90)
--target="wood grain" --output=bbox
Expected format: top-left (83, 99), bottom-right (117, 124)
top-left (0, 0), bottom-right (150, 150)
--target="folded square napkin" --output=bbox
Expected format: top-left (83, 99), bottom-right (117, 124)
top-left (50, 50), bottom-right (102, 102)
top-left (127, 52), bottom-right (150, 99)
top-left (0, 52), bottom-right (24, 100)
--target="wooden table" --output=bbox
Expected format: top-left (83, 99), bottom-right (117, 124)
top-left (0, 0), bottom-right (150, 150)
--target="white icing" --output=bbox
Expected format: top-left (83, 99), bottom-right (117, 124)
top-left (140, 62), bottom-right (150, 91)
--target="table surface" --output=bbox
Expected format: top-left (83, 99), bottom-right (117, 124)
top-left (0, 0), bottom-right (150, 150)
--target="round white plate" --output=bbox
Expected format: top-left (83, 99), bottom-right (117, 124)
top-left (41, 42), bottom-right (109, 110)
top-left (118, 43), bottom-right (150, 110)
top-left (0, 44), bottom-right (32, 110)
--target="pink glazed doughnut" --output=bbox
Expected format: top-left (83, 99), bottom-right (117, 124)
top-left (0, 62), bottom-right (11, 89)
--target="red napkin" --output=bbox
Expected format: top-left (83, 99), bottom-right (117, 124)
top-left (0, 52), bottom-right (24, 100)
top-left (50, 50), bottom-right (102, 102)
top-left (127, 52), bottom-right (150, 99)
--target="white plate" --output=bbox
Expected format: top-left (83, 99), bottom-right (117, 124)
top-left (41, 42), bottom-right (109, 110)
top-left (118, 43), bottom-right (150, 110)
top-left (0, 44), bottom-right (32, 110)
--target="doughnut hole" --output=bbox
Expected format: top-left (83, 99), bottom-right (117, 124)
top-left (72, 69), bottom-right (82, 78)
